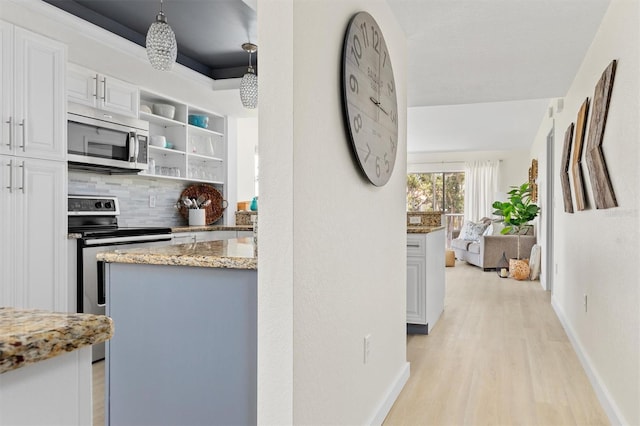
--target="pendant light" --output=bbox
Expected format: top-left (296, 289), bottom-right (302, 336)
top-left (146, 0), bottom-right (177, 71)
top-left (240, 43), bottom-right (258, 109)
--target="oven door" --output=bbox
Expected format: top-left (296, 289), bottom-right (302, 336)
top-left (79, 235), bottom-right (171, 362)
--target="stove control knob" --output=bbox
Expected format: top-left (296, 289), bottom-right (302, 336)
top-left (104, 201), bottom-right (112, 210)
top-left (95, 201), bottom-right (103, 209)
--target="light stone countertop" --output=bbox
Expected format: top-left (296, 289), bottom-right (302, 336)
top-left (407, 225), bottom-right (445, 234)
top-left (97, 237), bottom-right (257, 270)
top-left (0, 307), bottom-right (114, 374)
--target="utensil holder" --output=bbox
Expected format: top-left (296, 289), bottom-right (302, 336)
top-left (189, 209), bottom-right (206, 226)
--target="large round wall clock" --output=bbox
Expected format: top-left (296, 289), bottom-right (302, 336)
top-left (341, 11), bottom-right (398, 187)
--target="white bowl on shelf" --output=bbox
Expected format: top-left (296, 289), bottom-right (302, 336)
top-left (152, 103), bottom-right (176, 119)
top-left (150, 135), bottom-right (166, 147)
top-left (140, 104), bottom-right (152, 114)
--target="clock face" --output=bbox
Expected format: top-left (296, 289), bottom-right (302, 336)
top-left (341, 11), bottom-right (398, 187)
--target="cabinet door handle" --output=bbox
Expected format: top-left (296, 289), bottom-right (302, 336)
top-left (102, 77), bottom-right (107, 101)
top-left (93, 74), bottom-right (99, 98)
top-left (19, 119), bottom-right (25, 151)
top-left (407, 243), bottom-right (420, 248)
top-left (5, 116), bottom-right (12, 148)
top-left (18, 161), bottom-right (25, 194)
top-left (5, 160), bottom-right (13, 192)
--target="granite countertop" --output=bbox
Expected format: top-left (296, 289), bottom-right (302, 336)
top-left (0, 307), bottom-right (114, 374)
top-left (407, 225), bottom-right (446, 234)
top-left (171, 225), bottom-right (253, 233)
top-left (97, 237), bottom-right (257, 270)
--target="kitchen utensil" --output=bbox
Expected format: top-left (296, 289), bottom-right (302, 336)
top-left (153, 103), bottom-right (176, 119)
top-left (150, 135), bottom-right (166, 147)
top-left (188, 114), bottom-right (209, 128)
top-left (200, 199), bottom-right (211, 208)
top-left (196, 194), bottom-right (206, 207)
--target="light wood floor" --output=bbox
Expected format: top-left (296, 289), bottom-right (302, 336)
top-left (384, 261), bottom-right (609, 425)
top-left (92, 261), bottom-right (608, 425)
top-left (93, 360), bottom-right (104, 426)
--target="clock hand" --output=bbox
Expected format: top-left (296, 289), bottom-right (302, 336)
top-left (369, 97), bottom-right (389, 115)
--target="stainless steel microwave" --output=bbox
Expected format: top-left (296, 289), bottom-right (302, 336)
top-left (67, 103), bottom-right (149, 173)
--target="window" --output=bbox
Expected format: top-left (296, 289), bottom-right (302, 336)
top-left (407, 172), bottom-right (465, 247)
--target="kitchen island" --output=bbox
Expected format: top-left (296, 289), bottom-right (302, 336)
top-left (0, 308), bottom-right (113, 425)
top-left (97, 238), bottom-right (256, 426)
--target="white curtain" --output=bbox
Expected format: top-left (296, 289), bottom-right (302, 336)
top-left (464, 160), bottom-right (500, 221)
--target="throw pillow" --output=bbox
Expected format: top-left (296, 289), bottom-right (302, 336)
top-left (459, 220), bottom-right (489, 241)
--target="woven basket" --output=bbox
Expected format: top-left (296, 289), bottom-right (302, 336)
top-left (179, 184), bottom-right (227, 225)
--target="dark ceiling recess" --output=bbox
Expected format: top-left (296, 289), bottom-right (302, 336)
top-left (43, 0), bottom-right (258, 79)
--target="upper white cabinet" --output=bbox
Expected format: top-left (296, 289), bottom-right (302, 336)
top-left (1, 21), bottom-right (66, 161)
top-left (67, 63), bottom-right (139, 118)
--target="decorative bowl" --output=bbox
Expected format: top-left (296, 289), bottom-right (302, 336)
top-left (153, 103), bottom-right (176, 119)
top-left (188, 114), bottom-right (209, 129)
top-left (140, 104), bottom-right (152, 114)
top-left (150, 135), bottom-right (166, 147)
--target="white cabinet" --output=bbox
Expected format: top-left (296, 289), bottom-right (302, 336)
top-left (0, 155), bottom-right (67, 311)
top-left (67, 63), bottom-right (139, 117)
top-left (406, 229), bottom-right (445, 334)
top-left (1, 21), bottom-right (66, 161)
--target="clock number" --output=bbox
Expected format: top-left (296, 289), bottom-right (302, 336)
top-left (349, 74), bottom-right (359, 94)
top-left (351, 35), bottom-right (362, 67)
top-left (382, 50), bottom-right (387, 68)
top-left (384, 152), bottom-right (390, 173)
top-left (390, 136), bottom-right (396, 153)
top-left (375, 156), bottom-right (381, 177)
top-left (359, 22), bottom-right (369, 47)
top-left (387, 79), bottom-right (394, 95)
top-left (390, 109), bottom-right (397, 125)
top-left (353, 114), bottom-right (362, 133)
top-left (372, 26), bottom-right (380, 54)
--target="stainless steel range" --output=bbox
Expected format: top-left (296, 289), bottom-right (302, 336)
top-left (69, 195), bottom-right (172, 361)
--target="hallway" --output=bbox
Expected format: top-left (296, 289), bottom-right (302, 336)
top-left (385, 261), bottom-right (608, 425)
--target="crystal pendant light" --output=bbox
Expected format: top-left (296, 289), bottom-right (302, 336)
top-left (146, 0), bottom-right (177, 71)
top-left (240, 43), bottom-right (258, 109)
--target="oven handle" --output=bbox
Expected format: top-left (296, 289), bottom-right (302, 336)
top-left (83, 234), bottom-right (172, 245)
top-left (97, 260), bottom-right (106, 306)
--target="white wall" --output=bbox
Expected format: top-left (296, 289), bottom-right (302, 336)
top-left (259, 0), bottom-right (408, 423)
top-left (408, 150), bottom-right (530, 193)
top-left (529, 1), bottom-right (639, 423)
top-left (236, 117), bottom-right (258, 202)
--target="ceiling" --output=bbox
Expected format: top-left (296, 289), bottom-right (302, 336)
top-left (387, 0), bottom-right (611, 152)
top-left (43, 0), bottom-right (611, 153)
top-left (43, 0), bottom-right (258, 79)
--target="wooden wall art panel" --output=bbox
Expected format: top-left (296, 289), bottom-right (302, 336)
top-left (528, 159), bottom-right (538, 202)
top-left (585, 60), bottom-right (618, 209)
top-left (572, 98), bottom-right (590, 211)
top-left (560, 123), bottom-right (575, 213)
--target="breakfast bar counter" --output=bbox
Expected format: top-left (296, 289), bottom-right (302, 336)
top-left (0, 308), bottom-right (113, 374)
top-left (98, 238), bottom-right (256, 425)
top-left (97, 237), bottom-right (256, 269)
top-left (0, 308), bottom-right (113, 425)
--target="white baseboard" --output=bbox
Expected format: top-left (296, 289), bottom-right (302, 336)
top-left (368, 362), bottom-right (410, 426)
top-left (551, 297), bottom-right (626, 425)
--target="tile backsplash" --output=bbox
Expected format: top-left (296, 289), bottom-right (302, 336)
top-left (68, 171), bottom-right (212, 227)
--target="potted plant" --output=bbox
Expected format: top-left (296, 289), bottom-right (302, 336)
top-left (492, 182), bottom-right (540, 279)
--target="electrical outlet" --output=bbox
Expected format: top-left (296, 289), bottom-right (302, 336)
top-left (149, 195), bottom-right (156, 208)
top-left (584, 294), bottom-right (588, 312)
top-left (364, 334), bottom-right (371, 364)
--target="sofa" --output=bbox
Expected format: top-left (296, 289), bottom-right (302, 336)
top-left (451, 218), bottom-right (536, 271)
